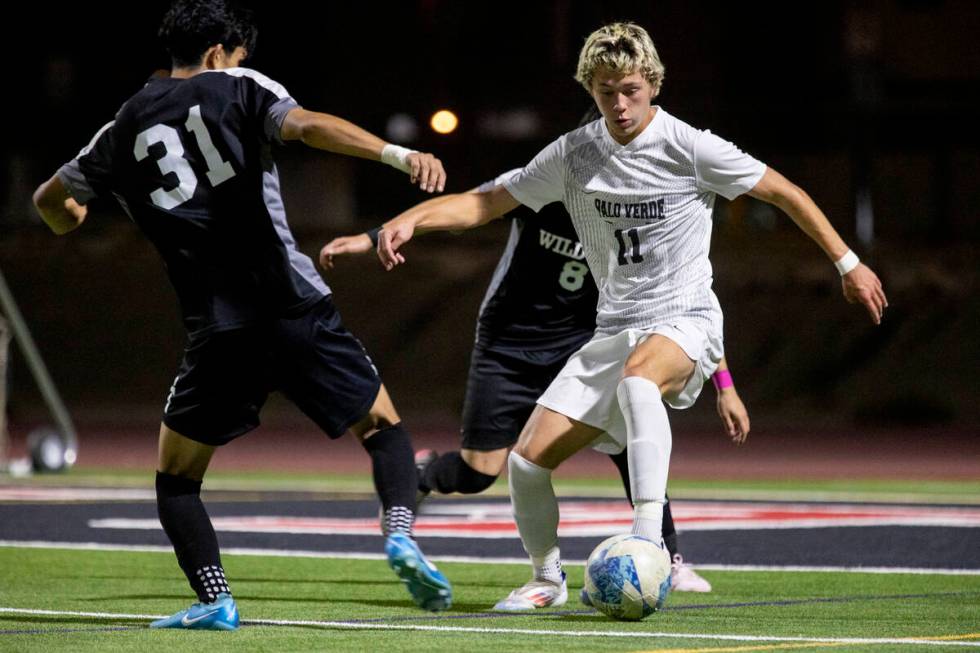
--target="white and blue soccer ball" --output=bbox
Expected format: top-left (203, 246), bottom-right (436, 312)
top-left (584, 534), bottom-right (672, 621)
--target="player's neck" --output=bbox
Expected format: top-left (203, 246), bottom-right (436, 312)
top-left (604, 106), bottom-right (657, 146)
top-left (170, 66), bottom-right (204, 80)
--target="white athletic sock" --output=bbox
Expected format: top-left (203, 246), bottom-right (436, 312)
top-left (508, 451), bottom-right (563, 584)
top-left (617, 376), bottom-right (672, 540)
top-left (632, 500), bottom-right (665, 541)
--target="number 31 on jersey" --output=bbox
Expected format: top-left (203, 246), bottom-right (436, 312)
top-left (134, 104), bottom-right (236, 210)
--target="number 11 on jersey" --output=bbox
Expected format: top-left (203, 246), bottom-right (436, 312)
top-left (615, 228), bottom-right (643, 265)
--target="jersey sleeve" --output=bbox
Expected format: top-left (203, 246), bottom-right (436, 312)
top-left (230, 68), bottom-right (300, 145)
top-left (56, 120), bottom-right (116, 204)
top-left (503, 137), bottom-right (566, 212)
top-left (693, 130), bottom-right (766, 200)
top-left (476, 168), bottom-right (522, 193)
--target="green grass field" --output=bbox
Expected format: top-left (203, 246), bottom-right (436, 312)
top-left (3, 471), bottom-right (980, 650)
top-left (1, 546), bottom-right (979, 652)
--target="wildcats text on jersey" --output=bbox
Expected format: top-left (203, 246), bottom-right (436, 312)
top-left (594, 197), bottom-right (666, 220)
top-left (539, 228), bottom-right (585, 260)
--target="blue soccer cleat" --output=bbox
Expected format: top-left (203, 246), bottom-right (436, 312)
top-left (150, 593), bottom-right (239, 630)
top-left (385, 533), bottom-right (452, 611)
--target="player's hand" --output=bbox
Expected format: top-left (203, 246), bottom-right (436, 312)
top-left (406, 152), bottom-right (446, 194)
top-left (377, 221), bottom-right (414, 270)
top-left (319, 233), bottom-right (373, 269)
top-left (716, 387), bottom-right (750, 444)
top-left (842, 264), bottom-right (888, 325)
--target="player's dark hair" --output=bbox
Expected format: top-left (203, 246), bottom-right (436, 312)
top-left (159, 0), bottom-right (258, 68)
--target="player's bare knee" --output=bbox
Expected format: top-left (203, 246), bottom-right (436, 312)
top-left (462, 447), bottom-right (509, 476)
top-left (157, 426), bottom-right (213, 480)
top-left (351, 416), bottom-right (407, 443)
top-left (350, 385), bottom-right (401, 440)
top-left (349, 416), bottom-right (396, 442)
top-left (510, 441), bottom-right (535, 464)
top-left (621, 359), bottom-right (692, 397)
top-left (622, 350), bottom-right (660, 382)
top-left (157, 448), bottom-right (210, 479)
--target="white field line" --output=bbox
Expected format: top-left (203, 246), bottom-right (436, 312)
top-left (0, 606), bottom-right (979, 647)
top-left (0, 488), bottom-right (156, 502)
top-left (1, 540), bottom-right (980, 576)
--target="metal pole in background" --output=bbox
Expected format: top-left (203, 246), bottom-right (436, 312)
top-left (0, 266), bottom-right (78, 469)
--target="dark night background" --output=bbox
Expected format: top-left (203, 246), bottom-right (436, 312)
top-left (0, 1), bottom-right (977, 438)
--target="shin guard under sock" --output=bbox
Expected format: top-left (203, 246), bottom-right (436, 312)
top-left (363, 424), bottom-right (417, 536)
top-left (156, 471), bottom-right (229, 602)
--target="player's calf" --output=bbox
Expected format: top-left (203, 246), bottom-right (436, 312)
top-left (418, 450), bottom-right (498, 496)
top-left (155, 472), bottom-right (231, 604)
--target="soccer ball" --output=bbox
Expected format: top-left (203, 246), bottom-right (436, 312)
top-left (584, 534), bottom-right (672, 621)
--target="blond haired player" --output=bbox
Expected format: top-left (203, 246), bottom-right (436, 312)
top-left (376, 22), bottom-right (887, 609)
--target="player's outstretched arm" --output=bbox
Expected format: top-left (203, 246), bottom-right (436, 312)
top-left (319, 232), bottom-right (373, 269)
top-left (33, 175), bottom-right (87, 235)
top-left (712, 359), bottom-right (749, 444)
top-left (280, 108), bottom-right (445, 193)
top-left (318, 183), bottom-right (490, 269)
top-left (378, 185), bottom-right (520, 270)
top-left (320, 177), bottom-right (494, 270)
top-left (748, 168), bottom-right (888, 324)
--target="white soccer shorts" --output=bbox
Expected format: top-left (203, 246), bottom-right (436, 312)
top-left (536, 320), bottom-right (723, 455)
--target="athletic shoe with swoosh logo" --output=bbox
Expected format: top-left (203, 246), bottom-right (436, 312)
top-left (150, 592), bottom-right (239, 630)
top-left (385, 532), bottom-right (453, 611)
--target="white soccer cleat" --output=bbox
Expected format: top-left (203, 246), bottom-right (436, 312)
top-left (493, 574), bottom-right (568, 611)
top-left (670, 554), bottom-right (712, 592)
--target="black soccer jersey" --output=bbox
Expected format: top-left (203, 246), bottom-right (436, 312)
top-left (57, 68), bottom-right (329, 336)
top-left (475, 172), bottom-right (598, 362)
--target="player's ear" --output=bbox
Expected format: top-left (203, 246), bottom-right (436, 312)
top-left (203, 44), bottom-right (223, 69)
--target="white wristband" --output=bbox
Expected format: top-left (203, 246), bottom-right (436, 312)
top-left (834, 249), bottom-right (860, 276)
top-left (380, 144), bottom-right (416, 174)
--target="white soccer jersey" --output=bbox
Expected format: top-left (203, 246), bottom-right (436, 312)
top-left (504, 108), bottom-right (765, 340)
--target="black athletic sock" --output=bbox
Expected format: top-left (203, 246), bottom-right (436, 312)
top-left (362, 424), bottom-right (417, 536)
top-left (155, 471), bottom-right (230, 603)
top-left (608, 450), bottom-right (632, 505)
top-left (663, 498), bottom-right (679, 558)
top-left (422, 451), bottom-right (498, 495)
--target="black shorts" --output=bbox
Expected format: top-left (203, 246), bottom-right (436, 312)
top-left (459, 344), bottom-right (579, 451)
top-left (163, 297), bottom-right (381, 446)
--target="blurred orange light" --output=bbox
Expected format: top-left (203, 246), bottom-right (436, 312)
top-left (430, 110), bottom-right (459, 135)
